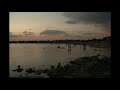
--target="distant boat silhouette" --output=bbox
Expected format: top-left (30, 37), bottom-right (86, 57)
top-left (57, 45), bottom-right (65, 49)
top-left (57, 45), bottom-right (60, 48)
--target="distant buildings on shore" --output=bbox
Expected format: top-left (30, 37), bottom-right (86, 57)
top-left (9, 36), bottom-right (111, 44)
top-left (103, 36), bottom-right (111, 42)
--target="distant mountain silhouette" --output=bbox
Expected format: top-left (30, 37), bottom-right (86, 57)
top-left (40, 30), bottom-right (67, 35)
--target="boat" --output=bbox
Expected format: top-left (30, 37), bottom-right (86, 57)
top-left (57, 45), bottom-right (65, 49)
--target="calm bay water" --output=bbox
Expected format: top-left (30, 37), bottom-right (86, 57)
top-left (9, 43), bottom-right (111, 77)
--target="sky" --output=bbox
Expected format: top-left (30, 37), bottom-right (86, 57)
top-left (10, 12), bottom-right (111, 41)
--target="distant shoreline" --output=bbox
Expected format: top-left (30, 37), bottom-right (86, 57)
top-left (9, 40), bottom-right (111, 48)
top-left (9, 36), bottom-right (111, 44)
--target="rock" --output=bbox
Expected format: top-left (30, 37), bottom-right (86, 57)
top-left (26, 68), bottom-right (35, 73)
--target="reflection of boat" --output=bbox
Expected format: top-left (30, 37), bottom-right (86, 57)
top-left (60, 47), bottom-right (65, 49)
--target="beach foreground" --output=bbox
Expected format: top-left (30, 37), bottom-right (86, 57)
top-left (13, 55), bottom-right (111, 78)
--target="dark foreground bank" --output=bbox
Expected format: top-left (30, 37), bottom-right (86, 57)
top-left (13, 55), bottom-right (111, 78)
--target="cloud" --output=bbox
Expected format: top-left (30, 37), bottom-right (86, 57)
top-left (63, 12), bottom-right (111, 26)
top-left (65, 20), bottom-right (78, 24)
top-left (40, 30), bottom-right (67, 35)
top-left (22, 31), bottom-right (35, 36)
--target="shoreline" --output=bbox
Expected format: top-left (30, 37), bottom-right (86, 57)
top-left (12, 55), bottom-right (111, 78)
top-left (10, 41), bottom-right (111, 48)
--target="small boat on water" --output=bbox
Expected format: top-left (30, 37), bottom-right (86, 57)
top-left (57, 45), bottom-right (60, 48)
top-left (57, 45), bottom-right (65, 49)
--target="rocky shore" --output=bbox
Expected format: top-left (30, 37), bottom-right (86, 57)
top-left (14, 55), bottom-right (111, 78)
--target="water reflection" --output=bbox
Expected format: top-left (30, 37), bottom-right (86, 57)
top-left (83, 44), bottom-right (86, 51)
top-left (10, 43), bottom-right (111, 77)
top-left (67, 44), bottom-right (71, 55)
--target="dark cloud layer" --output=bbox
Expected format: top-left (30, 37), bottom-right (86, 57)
top-left (40, 30), bottom-right (67, 35)
top-left (63, 12), bottom-right (111, 25)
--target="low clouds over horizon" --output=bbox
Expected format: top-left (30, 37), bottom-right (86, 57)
top-left (40, 30), bottom-right (67, 36)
